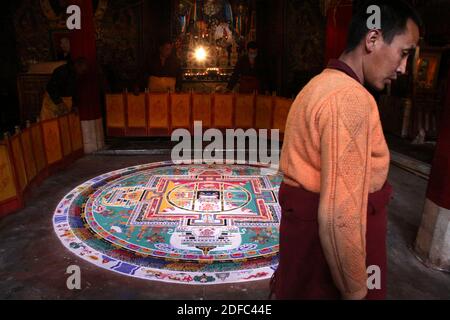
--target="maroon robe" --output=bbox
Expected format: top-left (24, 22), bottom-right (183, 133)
top-left (271, 181), bottom-right (393, 300)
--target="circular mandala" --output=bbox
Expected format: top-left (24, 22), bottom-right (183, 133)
top-left (53, 161), bottom-right (282, 285)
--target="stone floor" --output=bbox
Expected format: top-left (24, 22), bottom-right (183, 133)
top-left (0, 154), bottom-right (449, 300)
top-left (385, 133), bottom-right (436, 165)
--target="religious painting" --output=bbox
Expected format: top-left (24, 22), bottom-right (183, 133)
top-left (415, 48), bottom-right (442, 90)
top-left (14, 0), bottom-right (52, 65)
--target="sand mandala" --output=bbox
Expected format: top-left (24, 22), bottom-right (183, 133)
top-left (53, 161), bottom-right (282, 284)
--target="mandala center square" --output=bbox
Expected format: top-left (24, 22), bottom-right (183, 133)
top-left (166, 181), bottom-right (251, 213)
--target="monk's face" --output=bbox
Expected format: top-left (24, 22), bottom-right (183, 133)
top-left (364, 19), bottom-right (420, 91)
top-left (60, 38), bottom-right (70, 53)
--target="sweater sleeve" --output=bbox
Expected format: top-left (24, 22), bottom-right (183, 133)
top-left (317, 87), bottom-right (373, 300)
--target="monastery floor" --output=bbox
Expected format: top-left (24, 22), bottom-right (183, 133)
top-left (0, 154), bottom-right (449, 299)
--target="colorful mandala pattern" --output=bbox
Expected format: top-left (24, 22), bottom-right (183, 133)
top-left (53, 161), bottom-right (282, 284)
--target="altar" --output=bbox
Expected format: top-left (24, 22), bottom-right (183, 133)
top-left (174, 0), bottom-right (257, 92)
top-left (181, 67), bottom-right (233, 93)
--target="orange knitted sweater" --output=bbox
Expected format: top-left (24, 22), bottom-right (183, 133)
top-left (280, 68), bottom-right (390, 299)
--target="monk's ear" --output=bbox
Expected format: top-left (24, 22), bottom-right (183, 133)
top-left (365, 29), bottom-right (382, 53)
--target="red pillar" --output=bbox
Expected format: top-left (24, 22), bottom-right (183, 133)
top-left (325, 1), bottom-right (353, 62)
top-left (426, 66), bottom-right (450, 210)
top-left (69, 0), bottom-right (102, 121)
top-left (414, 66), bottom-right (450, 272)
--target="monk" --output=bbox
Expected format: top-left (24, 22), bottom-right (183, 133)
top-left (145, 39), bottom-right (182, 93)
top-left (227, 41), bottom-right (268, 94)
top-left (272, 0), bottom-right (421, 300)
top-left (40, 58), bottom-right (88, 121)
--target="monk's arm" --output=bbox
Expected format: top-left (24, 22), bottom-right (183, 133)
top-left (317, 88), bottom-right (373, 300)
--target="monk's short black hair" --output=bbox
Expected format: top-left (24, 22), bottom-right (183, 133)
top-left (247, 41), bottom-right (258, 51)
top-left (345, 0), bottom-right (422, 53)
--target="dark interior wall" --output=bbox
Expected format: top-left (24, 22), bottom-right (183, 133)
top-left (144, 0), bottom-right (172, 51)
top-left (141, 0), bottom-right (172, 78)
top-left (11, 0), bottom-right (172, 93)
top-left (256, 0), bottom-right (450, 98)
top-left (257, 0), bottom-right (284, 95)
top-left (0, 2), bottom-right (21, 133)
top-left (351, 0), bottom-right (450, 47)
top-left (284, 0), bottom-right (326, 97)
top-left (8, 1), bottom-right (450, 88)
top-left (14, 0), bottom-right (53, 68)
top-left (96, 0), bottom-right (172, 91)
top-left (412, 0), bottom-right (450, 46)
top-left (257, 0), bottom-right (326, 97)
top-left (9, 0), bottom-right (326, 99)
top-left (96, 0), bottom-right (145, 91)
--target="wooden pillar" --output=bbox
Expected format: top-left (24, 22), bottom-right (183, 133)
top-left (70, 0), bottom-right (104, 153)
top-left (324, 1), bottom-right (353, 62)
top-left (414, 66), bottom-right (450, 272)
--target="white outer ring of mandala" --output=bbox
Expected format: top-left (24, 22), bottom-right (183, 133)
top-left (53, 161), bottom-right (280, 285)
